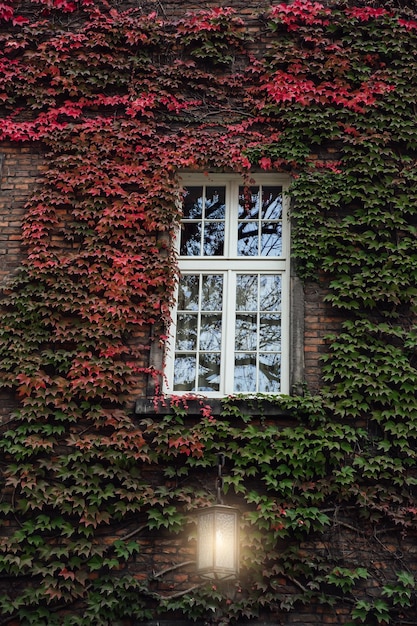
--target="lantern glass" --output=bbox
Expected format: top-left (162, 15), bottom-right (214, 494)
top-left (196, 505), bottom-right (239, 579)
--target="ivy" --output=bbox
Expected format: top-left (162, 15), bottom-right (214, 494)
top-left (0, 0), bottom-right (417, 624)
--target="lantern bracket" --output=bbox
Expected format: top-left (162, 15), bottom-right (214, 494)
top-left (195, 453), bottom-right (240, 580)
top-left (216, 453), bottom-right (225, 504)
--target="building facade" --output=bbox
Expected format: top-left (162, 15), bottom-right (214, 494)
top-left (1, 0), bottom-right (417, 624)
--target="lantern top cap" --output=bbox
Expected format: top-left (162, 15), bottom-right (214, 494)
top-left (197, 504), bottom-right (240, 513)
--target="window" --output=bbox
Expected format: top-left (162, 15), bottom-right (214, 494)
top-left (164, 174), bottom-right (290, 397)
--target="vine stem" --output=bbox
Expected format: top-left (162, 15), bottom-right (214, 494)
top-left (151, 583), bottom-right (205, 599)
top-left (152, 560), bottom-right (196, 578)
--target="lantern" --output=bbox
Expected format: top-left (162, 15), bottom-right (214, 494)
top-left (195, 454), bottom-right (240, 580)
top-left (196, 504), bottom-right (240, 579)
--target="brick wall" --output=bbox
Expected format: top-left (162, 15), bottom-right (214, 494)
top-left (0, 144), bottom-right (44, 284)
top-left (0, 145), bottom-right (44, 425)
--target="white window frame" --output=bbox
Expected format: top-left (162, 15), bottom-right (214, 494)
top-left (164, 173), bottom-right (290, 397)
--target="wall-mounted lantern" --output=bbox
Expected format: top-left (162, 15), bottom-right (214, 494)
top-left (196, 454), bottom-right (239, 580)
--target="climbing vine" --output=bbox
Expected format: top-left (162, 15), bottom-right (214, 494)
top-left (0, 0), bottom-right (417, 624)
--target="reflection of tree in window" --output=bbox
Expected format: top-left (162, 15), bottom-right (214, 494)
top-left (260, 315), bottom-right (281, 351)
top-left (178, 275), bottom-right (199, 310)
top-left (174, 273), bottom-right (223, 392)
top-left (200, 314), bottom-right (222, 351)
top-left (238, 186), bottom-right (282, 257)
top-left (258, 354), bottom-right (281, 392)
top-left (260, 275), bottom-right (282, 310)
top-left (180, 186), bottom-right (226, 257)
top-left (201, 274), bottom-right (223, 310)
top-left (236, 274), bottom-right (258, 311)
top-left (234, 274), bottom-right (281, 393)
top-left (234, 353), bottom-right (257, 392)
top-left (235, 314), bottom-right (257, 350)
top-left (176, 314), bottom-right (197, 350)
top-left (198, 353), bottom-right (221, 391)
top-left (174, 355), bottom-right (196, 390)
top-left (234, 353), bottom-right (280, 393)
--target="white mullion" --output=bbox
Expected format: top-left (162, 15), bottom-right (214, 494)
top-left (223, 270), bottom-right (236, 395)
top-left (200, 186), bottom-right (206, 257)
top-left (282, 184), bottom-right (290, 261)
top-left (256, 272), bottom-right (261, 393)
top-left (180, 258), bottom-right (286, 272)
top-left (191, 273), bottom-right (201, 391)
top-left (163, 280), bottom-right (179, 394)
top-left (279, 268), bottom-right (290, 395)
top-left (227, 180), bottom-right (236, 257)
top-left (257, 186), bottom-right (262, 258)
top-left (222, 182), bottom-right (234, 394)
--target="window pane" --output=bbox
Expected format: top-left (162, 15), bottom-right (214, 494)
top-left (176, 313), bottom-right (198, 350)
top-left (259, 354), bottom-right (281, 393)
top-left (260, 275), bottom-right (281, 311)
top-left (238, 185), bottom-right (283, 257)
top-left (181, 186), bottom-right (225, 257)
top-left (183, 186), bottom-right (203, 219)
top-left (178, 275), bottom-right (200, 311)
top-left (236, 275), bottom-right (258, 311)
top-left (261, 186), bottom-right (282, 219)
top-left (200, 314), bottom-right (222, 351)
top-left (238, 186), bottom-right (260, 219)
top-left (174, 273), bottom-right (223, 393)
top-left (261, 223), bottom-right (282, 256)
top-left (238, 186), bottom-right (259, 257)
top-left (198, 353), bottom-right (221, 391)
top-left (201, 274), bottom-right (223, 311)
top-left (237, 221), bottom-right (258, 256)
top-left (235, 314), bottom-right (257, 350)
top-left (260, 315), bottom-right (281, 350)
top-left (205, 187), bottom-right (226, 219)
top-left (234, 273), bottom-right (282, 393)
top-left (174, 355), bottom-right (196, 391)
top-left (180, 223), bottom-right (202, 256)
top-left (203, 221), bottom-right (224, 256)
top-left (234, 353), bottom-right (257, 393)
